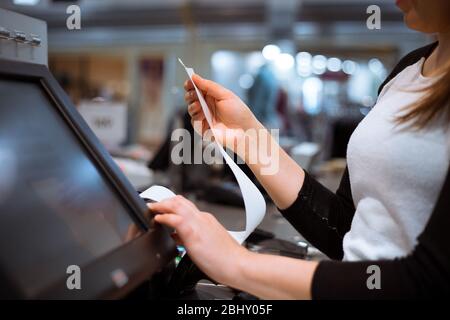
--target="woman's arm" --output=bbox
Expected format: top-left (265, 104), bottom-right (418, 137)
top-left (232, 251), bottom-right (318, 300)
top-left (279, 168), bottom-right (355, 260)
top-left (238, 119), bottom-right (306, 210)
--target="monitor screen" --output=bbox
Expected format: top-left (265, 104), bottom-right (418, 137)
top-left (0, 78), bottom-right (142, 297)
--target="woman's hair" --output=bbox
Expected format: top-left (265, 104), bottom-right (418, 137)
top-left (396, 61), bottom-right (450, 129)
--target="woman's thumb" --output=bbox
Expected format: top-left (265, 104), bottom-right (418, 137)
top-left (192, 74), bottom-right (230, 99)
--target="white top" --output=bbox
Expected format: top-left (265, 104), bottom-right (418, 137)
top-left (343, 58), bottom-right (450, 261)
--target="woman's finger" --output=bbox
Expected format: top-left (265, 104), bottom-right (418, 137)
top-left (188, 101), bottom-right (201, 116)
top-left (148, 198), bottom-right (188, 216)
top-left (184, 90), bottom-right (198, 104)
top-left (177, 194), bottom-right (199, 211)
top-left (148, 195), bottom-right (198, 217)
top-left (192, 113), bottom-right (205, 123)
top-left (184, 79), bottom-right (194, 91)
top-left (154, 214), bottom-right (183, 229)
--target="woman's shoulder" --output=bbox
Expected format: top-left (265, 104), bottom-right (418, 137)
top-left (377, 42), bottom-right (438, 96)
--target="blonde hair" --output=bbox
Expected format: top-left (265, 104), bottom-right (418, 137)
top-left (396, 62), bottom-right (450, 128)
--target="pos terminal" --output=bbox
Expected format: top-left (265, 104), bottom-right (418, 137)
top-left (0, 8), bottom-right (176, 299)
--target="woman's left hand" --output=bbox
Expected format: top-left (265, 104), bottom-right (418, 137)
top-left (148, 195), bottom-right (248, 286)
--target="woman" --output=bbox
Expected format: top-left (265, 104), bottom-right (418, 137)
top-left (150, 0), bottom-right (450, 299)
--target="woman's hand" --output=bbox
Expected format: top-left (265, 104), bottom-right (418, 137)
top-left (185, 74), bottom-right (305, 209)
top-left (184, 74), bottom-right (262, 156)
top-left (150, 195), bottom-right (317, 299)
top-left (149, 195), bottom-right (249, 285)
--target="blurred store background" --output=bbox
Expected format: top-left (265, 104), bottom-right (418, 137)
top-left (1, 0), bottom-right (434, 207)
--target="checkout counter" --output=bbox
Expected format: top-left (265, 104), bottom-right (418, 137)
top-left (0, 8), bottom-right (319, 300)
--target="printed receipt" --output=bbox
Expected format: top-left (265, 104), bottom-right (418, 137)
top-left (140, 59), bottom-right (266, 244)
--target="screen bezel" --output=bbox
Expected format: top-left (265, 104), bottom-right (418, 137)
top-left (0, 60), bottom-right (176, 299)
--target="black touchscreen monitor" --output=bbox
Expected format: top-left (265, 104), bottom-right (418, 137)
top-left (0, 62), bottom-right (175, 299)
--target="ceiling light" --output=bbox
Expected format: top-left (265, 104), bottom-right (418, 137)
top-left (13, 0), bottom-right (40, 6)
top-left (262, 44), bottom-right (281, 61)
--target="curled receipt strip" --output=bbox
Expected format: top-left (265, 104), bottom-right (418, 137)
top-left (140, 59), bottom-right (266, 244)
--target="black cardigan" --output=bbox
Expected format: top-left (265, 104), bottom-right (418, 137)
top-left (279, 42), bottom-right (450, 299)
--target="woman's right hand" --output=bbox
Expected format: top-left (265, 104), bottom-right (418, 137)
top-left (185, 74), bottom-right (305, 210)
top-left (184, 74), bottom-right (262, 156)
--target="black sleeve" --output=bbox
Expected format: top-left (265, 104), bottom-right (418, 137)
top-left (312, 167), bottom-right (450, 299)
top-left (278, 168), bottom-right (355, 260)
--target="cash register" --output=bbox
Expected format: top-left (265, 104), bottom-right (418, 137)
top-left (0, 8), bottom-right (177, 299)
